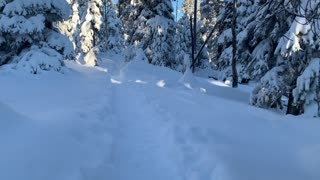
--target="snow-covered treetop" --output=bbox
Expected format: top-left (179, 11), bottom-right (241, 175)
top-left (0, 14), bottom-right (45, 34)
top-left (153, 0), bottom-right (174, 18)
top-left (0, 0), bottom-right (6, 8)
top-left (276, 0), bottom-right (320, 56)
top-left (3, 0), bottom-right (71, 20)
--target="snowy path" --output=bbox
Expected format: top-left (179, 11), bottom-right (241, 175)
top-left (1, 55), bottom-right (320, 180)
top-left (110, 83), bottom-right (182, 180)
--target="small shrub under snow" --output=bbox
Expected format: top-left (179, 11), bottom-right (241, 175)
top-left (11, 47), bottom-right (65, 74)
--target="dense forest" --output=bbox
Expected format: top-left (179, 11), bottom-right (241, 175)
top-left (0, 0), bottom-right (319, 116)
top-left (2, 1), bottom-right (320, 180)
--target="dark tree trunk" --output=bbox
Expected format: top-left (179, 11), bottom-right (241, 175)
top-left (175, 0), bottom-right (179, 21)
top-left (231, 0), bottom-right (238, 88)
top-left (286, 89), bottom-right (304, 116)
top-left (190, 16), bottom-right (194, 70)
top-left (318, 61), bottom-right (320, 116)
top-left (192, 0), bottom-right (198, 73)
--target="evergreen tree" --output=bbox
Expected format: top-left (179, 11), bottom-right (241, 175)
top-left (250, 0), bottom-right (320, 115)
top-left (0, 0), bottom-right (6, 64)
top-left (103, 0), bottom-right (125, 52)
top-left (200, 0), bottom-right (220, 63)
top-left (127, 0), bottom-right (179, 68)
top-left (216, 0), bottom-right (260, 82)
top-left (80, 0), bottom-right (103, 66)
top-left (118, 0), bottom-right (143, 43)
top-left (57, 0), bottom-right (81, 58)
top-left (0, 0), bottom-right (73, 73)
top-left (173, 15), bottom-right (191, 72)
top-left (178, 0), bottom-right (210, 75)
top-left (182, 0), bottom-right (200, 17)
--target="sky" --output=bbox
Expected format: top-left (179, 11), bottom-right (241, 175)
top-left (113, 0), bottom-right (184, 20)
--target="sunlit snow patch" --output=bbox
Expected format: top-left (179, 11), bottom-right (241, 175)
top-left (135, 80), bottom-right (147, 84)
top-left (224, 79), bottom-right (232, 86)
top-left (184, 83), bottom-right (193, 89)
top-left (200, 88), bottom-right (206, 93)
top-left (208, 80), bottom-right (230, 87)
top-left (157, 80), bottom-right (166, 88)
top-left (95, 66), bottom-right (108, 72)
top-left (110, 78), bottom-right (122, 84)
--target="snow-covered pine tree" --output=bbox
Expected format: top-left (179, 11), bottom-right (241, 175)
top-left (293, 58), bottom-right (320, 116)
top-left (0, 0), bottom-right (6, 65)
top-left (251, 0), bottom-right (320, 115)
top-left (216, 0), bottom-right (260, 82)
top-left (102, 0), bottom-right (125, 52)
top-left (57, 0), bottom-right (81, 58)
top-left (118, 0), bottom-right (143, 43)
top-left (177, 0), bottom-right (210, 75)
top-left (182, 0), bottom-right (200, 17)
top-left (200, 0), bottom-right (220, 63)
top-left (0, 0), bottom-right (73, 73)
top-left (80, 0), bottom-right (103, 66)
top-left (128, 0), bottom-right (179, 69)
top-left (248, 0), bottom-right (301, 110)
top-left (285, 0), bottom-right (320, 115)
top-left (174, 15), bottom-right (191, 72)
top-left (0, 0), bottom-right (4, 9)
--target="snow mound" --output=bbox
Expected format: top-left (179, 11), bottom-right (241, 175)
top-left (0, 102), bottom-right (26, 132)
top-left (11, 47), bottom-right (66, 74)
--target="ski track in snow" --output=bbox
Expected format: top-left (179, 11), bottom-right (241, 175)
top-left (1, 54), bottom-right (320, 180)
top-left (110, 83), bottom-right (182, 180)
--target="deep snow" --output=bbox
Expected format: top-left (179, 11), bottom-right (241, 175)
top-left (1, 54), bottom-right (320, 180)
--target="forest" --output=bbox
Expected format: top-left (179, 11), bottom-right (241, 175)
top-left (1, 1), bottom-right (320, 180)
top-left (1, 0), bottom-right (319, 116)
top-left (0, 0), bottom-right (320, 115)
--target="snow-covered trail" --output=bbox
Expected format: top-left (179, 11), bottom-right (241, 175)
top-left (1, 54), bottom-right (320, 180)
top-left (104, 58), bottom-right (320, 180)
top-left (95, 55), bottom-right (183, 180)
top-left (110, 82), bottom-right (182, 180)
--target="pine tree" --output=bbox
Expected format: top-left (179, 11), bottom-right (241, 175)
top-left (118, 0), bottom-right (143, 43)
top-left (0, 0), bottom-right (6, 65)
top-left (283, 0), bottom-right (320, 115)
top-left (200, 0), bottom-right (220, 63)
top-left (182, 0), bottom-right (200, 17)
top-left (57, 0), bottom-right (81, 58)
top-left (216, 0), bottom-right (260, 82)
top-left (174, 15), bottom-right (191, 72)
top-left (178, 0), bottom-right (210, 75)
top-left (126, 0), bottom-right (179, 68)
top-left (250, 0), bottom-right (320, 115)
top-left (102, 0), bottom-right (125, 52)
top-left (79, 0), bottom-right (103, 66)
top-left (0, 0), bottom-right (73, 73)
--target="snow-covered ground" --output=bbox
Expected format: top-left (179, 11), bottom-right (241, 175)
top-left (1, 54), bottom-right (320, 180)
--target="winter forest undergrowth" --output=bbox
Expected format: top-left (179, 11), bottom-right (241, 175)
top-left (1, 0), bottom-right (320, 180)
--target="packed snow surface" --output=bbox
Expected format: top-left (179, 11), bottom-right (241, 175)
top-left (0, 54), bottom-right (320, 180)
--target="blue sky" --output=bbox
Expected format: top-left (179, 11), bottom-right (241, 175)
top-left (113, 0), bottom-right (184, 20)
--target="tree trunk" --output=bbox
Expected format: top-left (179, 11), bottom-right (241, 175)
top-left (175, 0), bottom-right (179, 21)
top-left (192, 0), bottom-right (198, 73)
top-left (231, 0), bottom-right (238, 88)
top-left (317, 98), bottom-right (320, 117)
top-left (286, 89), bottom-right (304, 116)
top-left (317, 60), bottom-right (320, 116)
top-left (190, 16), bottom-right (194, 70)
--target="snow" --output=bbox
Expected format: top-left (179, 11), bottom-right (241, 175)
top-left (13, 47), bottom-right (65, 74)
top-left (1, 53), bottom-right (320, 180)
top-left (0, 62), bottom-right (115, 180)
top-left (0, 14), bottom-right (45, 34)
top-left (3, 0), bottom-right (70, 19)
